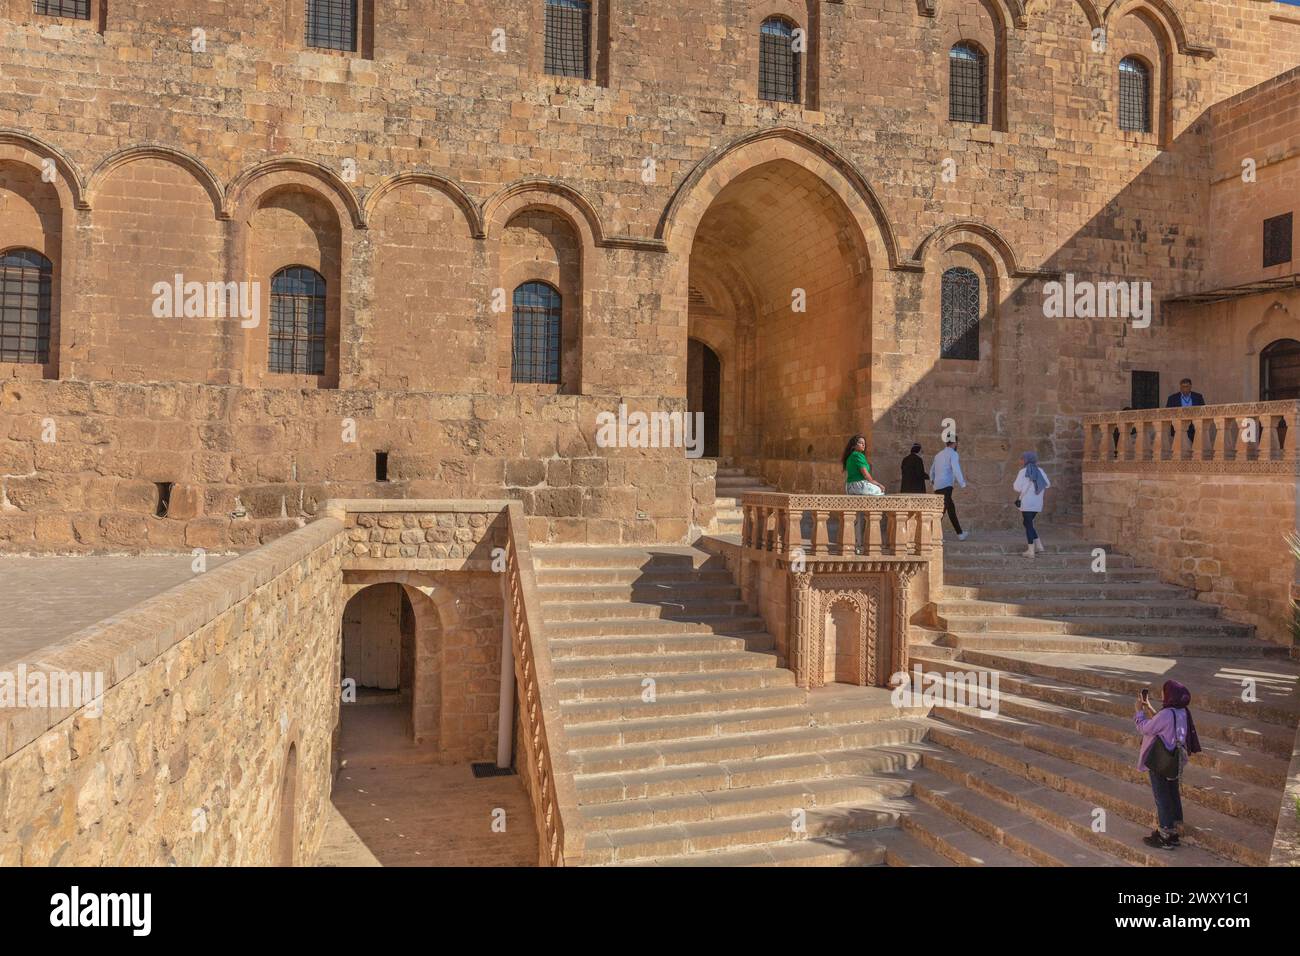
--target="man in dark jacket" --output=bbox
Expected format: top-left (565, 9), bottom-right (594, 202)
top-left (899, 444), bottom-right (928, 493)
top-left (1166, 379), bottom-right (1206, 444)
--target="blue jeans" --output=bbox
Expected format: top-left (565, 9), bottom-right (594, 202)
top-left (1148, 769), bottom-right (1183, 836)
top-left (1022, 511), bottom-right (1039, 544)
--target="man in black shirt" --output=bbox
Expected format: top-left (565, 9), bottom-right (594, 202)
top-left (900, 444), bottom-right (928, 493)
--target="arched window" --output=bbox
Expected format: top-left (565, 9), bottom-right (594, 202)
top-left (34, 1), bottom-right (90, 18)
top-left (940, 267), bottom-right (980, 361)
top-left (949, 43), bottom-right (987, 125)
top-left (1118, 57), bottom-right (1152, 133)
top-left (759, 18), bottom-right (800, 104)
top-left (269, 266), bottom-right (327, 375)
top-left (0, 249), bottom-right (53, 365)
top-left (306, 0), bottom-right (358, 52)
top-left (1261, 339), bottom-right (1300, 402)
top-left (512, 281), bottom-right (563, 384)
top-left (545, 0), bottom-right (592, 78)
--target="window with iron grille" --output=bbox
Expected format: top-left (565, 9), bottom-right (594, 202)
top-left (1261, 339), bottom-right (1300, 402)
top-left (1264, 212), bottom-right (1293, 269)
top-left (512, 282), bottom-right (562, 384)
top-left (545, 0), bottom-right (591, 79)
top-left (940, 267), bottom-right (980, 361)
top-left (269, 266), bottom-right (327, 375)
top-left (306, 0), bottom-right (357, 52)
top-left (948, 43), bottom-right (987, 124)
top-left (0, 250), bottom-right (52, 365)
top-left (1118, 57), bottom-right (1151, 133)
top-left (759, 18), bottom-right (800, 104)
top-left (33, 0), bottom-right (90, 18)
top-left (1130, 370), bottom-right (1160, 410)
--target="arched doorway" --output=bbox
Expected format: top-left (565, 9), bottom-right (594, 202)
top-left (1260, 338), bottom-right (1300, 401)
top-left (341, 583), bottom-right (418, 739)
top-left (687, 337), bottom-right (722, 458)
top-left (682, 155), bottom-right (876, 478)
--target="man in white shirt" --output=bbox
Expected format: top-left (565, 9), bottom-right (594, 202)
top-left (929, 439), bottom-right (969, 540)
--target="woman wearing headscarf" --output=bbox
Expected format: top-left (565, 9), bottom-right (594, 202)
top-left (1135, 680), bottom-right (1202, 850)
top-left (1012, 451), bottom-right (1051, 558)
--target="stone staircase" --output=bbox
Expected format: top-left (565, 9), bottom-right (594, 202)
top-left (530, 533), bottom-right (1299, 866)
top-left (712, 462), bottom-right (776, 536)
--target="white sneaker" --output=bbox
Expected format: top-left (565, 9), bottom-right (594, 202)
top-left (1034, 539), bottom-right (1045, 552)
top-left (1022, 545), bottom-right (1035, 558)
top-left (957, 532), bottom-right (969, 541)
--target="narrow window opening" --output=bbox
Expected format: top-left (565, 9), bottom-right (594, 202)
top-left (155, 482), bottom-right (174, 518)
top-left (375, 452), bottom-right (389, 482)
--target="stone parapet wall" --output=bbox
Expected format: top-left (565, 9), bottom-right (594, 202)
top-left (0, 517), bottom-right (347, 865)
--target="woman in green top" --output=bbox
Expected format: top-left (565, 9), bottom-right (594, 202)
top-left (841, 434), bottom-right (886, 496)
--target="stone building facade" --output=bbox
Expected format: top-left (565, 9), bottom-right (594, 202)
top-left (0, 0), bottom-right (1297, 552)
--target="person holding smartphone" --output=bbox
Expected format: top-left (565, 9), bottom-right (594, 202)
top-left (1134, 681), bottom-right (1202, 850)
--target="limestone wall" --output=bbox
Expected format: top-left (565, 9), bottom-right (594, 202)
top-left (1084, 471), bottom-right (1299, 645)
top-left (0, 518), bottom-right (346, 865)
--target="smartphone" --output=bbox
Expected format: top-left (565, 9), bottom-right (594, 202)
top-left (1140, 688), bottom-right (1150, 703)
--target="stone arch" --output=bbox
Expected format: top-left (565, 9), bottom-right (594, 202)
top-left (660, 127), bottom-right (899, 270)
top-left (1242, 300), bottom-right (1297, 402)
top-left (1030, 0), bottom-right (1103, 30)
top-left (483, 179), bottom-right (603, 256)
top-left (912, 219), bottom-right (1033, 279)
top-left (1107, 2), bottom-right (1175, 146)
top-left (87, 144), bottom-right (225, 220)
top-left (364, 171), bottom-right (484, 238)
top-left (273, 733), bottom-right (300, 867)
top-left (0, 130), bottom-right (86, 210)
top-left (938, 1), bottom-right (1010, 132)
top-left (226, 157), bottom-right (365, 229)
top-left (1102, 0), bottom-right (1207, 57)
top-left (920, 0), bottom-right (1028, 29)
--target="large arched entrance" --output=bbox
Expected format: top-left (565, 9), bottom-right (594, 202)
top-left (341, 582), bottom-right (418, 740)
top-left (677, 145), bottom-right (880, 487)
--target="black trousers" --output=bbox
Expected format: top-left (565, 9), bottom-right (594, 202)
top-left (938, 486), bottom-right (962, 536)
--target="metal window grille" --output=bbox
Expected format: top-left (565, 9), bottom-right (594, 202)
top-left (544, 0), bottom-right (591, 79)
top-left (948, 44), bottom-right (987, 124)
top-left (1263, 212), bottom-right (1293, 269)
top-left (1130, 370), bottom-right (1160, 410)
top-left (269, 267), bottom-right (327, 375)
top-left (512, 282), bottom-right (562, 384)
top-left (1118, 58), bottom-right (1151, 133)
top-left (1261, 339), bottom-right (1300, 402)
top-left (759, 18), bottom-right (800, 104)
top-left (940, 267), bottom-right (980, 361)
top-left (306, 0), bottom-right (357, 52)
top-left (33, 0), bottom-right (90, 18)
top-left (0, 250), bottom-right (52, 365)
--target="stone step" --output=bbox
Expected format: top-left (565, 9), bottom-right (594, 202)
top-left (583, 801), bottom-right (902, 865)
top-left (565, 697), bottom-right (920, 749)
top-left (560, 685), bottom-right (808, 724)
top-left (541, 599), bottom-right (751, 622)
top-left (937, 615), bottom-right (1249, 637)
top-left (905, 766), bottom-right (1129, 866)
top-left (553, 649), bottom-right (780, 680)
top-left (889, 794), bottom-right (1036, 866)
top-left (922, 719), bottom-right (1271, 864)
top-left (944, 554), bottom-right (1141, 569)
top-left (916, 746), bottom-right (1236, 867)
top-left (603, 825), bottom-right (894, 866)
top-left (938, 599), bottom-right (1221, 620)
top-left (573, 741), bottom-right (925, 804)
top-left (533, 547), bottom-right (726, 571)
top-left (874, 827), bottom-right (962, 866)
top-left (933, 632), bottom-right (1278, 658)
top-left (569, 721), bottom-right (929, 776)
top-left (952, 649), bottom-right (1300, 726)
top-left (943, 583), bottom-right (1189, 601)
top-left (536, 582), bottom-right (743, 603)
top-left (580, 773), bottom-right (913, 834)
top-left (908, 655), bottom-right (1295, 772)
top-left (943, 568), bottom-right (1163, 585)
top-left (555, 667), bottom-right (798, 703)
top-left (535, 567), bottom-right (737, 586)
top-left (550, 632), bottom-right (776, 660)
top-left (546, 616), bottom-right (768, 639)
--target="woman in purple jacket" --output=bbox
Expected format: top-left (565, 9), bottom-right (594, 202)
top-left (1135, 680), bottom-right (1201, 850)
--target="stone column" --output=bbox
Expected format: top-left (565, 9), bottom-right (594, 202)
top-left (890, 566), bottom-right (918, 684)
top-left (790, 571), bottom-right (817, 689)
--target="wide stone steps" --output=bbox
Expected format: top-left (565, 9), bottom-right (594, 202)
top-left (913, 747), bottom-right (1232, 867)
top-left (944, 568), bottom-right (1163, 585)
top-left (603, 825), bottom-right (903, 866)
top-left (943, 583), bottom-right (1186, 601)
top-left (923, 718), bottom-right (1269, 864)
top-left (555, 667), bottom-right (798, 702)
top-left (553, 649), bottom-right (779, 680)
top-left (908, 654), bottom-right (1294, 775)
top-left (545, 616), bottom-right (768, 639)
top-left (936, 614), bottom-right (1249, 637)
top-left (939, 598), bottom-right (1221, 619)
top-left (535, 567), bottom-right (738, 586)
top-left (944, 554), bottom-right (1142, 570)
top-left (927, 629), bottom-right (1278, 657)
top-left (560, 685), bottom-right (808, 725)
top-left (569, 720), bottom-right (929, 777)
top-left (573, 740), bottom-right (925, 804)
top-left (537, 582), bottom-right (744, 603)
top-left (549, 632), bottom-right (777, 659)
top-left (534, 547), bottom-right (726, 571)
top-left (541, 600), bottom-right (751, 622)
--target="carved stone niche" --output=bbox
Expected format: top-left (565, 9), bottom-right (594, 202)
top-left (789, 565), bottom-right (920, 690)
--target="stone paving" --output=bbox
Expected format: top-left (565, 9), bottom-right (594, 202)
top-left (0, 553), bottom-right (236, 666)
